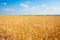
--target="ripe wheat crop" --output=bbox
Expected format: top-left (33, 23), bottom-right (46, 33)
top-left (0, 16), bottom-right (60, 40)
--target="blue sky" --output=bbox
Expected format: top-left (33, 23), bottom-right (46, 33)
top-left (0, 0), bottom-right (60, 15)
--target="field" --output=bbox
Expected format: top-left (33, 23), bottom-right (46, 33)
top-left (0, 16), bottom-right (60, 40)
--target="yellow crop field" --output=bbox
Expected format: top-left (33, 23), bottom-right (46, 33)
top-left (0, 16), bottom-right (60, 40)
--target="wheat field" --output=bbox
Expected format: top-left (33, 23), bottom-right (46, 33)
top-left (0, 16), bottom-right (60, 40)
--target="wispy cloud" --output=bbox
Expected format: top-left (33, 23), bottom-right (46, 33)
top-left (20, 3), bottom-right (29, 8)
top-left (3, 8), bottom-right (14, 11)
top-left (52, 7), bottom-right (60, 10)
top-left (42, 4), bottom-right (47, 7)
top-left (26, 2), bottom-right (30, 4)
top-left (24, 6), bottom-right (39, 11)
top-left (19, 2), bottom-right (60, 15)
top-left (1, 2), bottom-right (7, 5)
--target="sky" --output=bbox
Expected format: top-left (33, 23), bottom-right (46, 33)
top-left (0, 0), bottom-right (60, 15)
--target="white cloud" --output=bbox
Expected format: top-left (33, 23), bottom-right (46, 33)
top-left (52, 7), bottom-right (60, 10)
top-left (31, 6), bottom-right (39, 10)
top-left (46, 7), bottom-right (50, 10)
top-left (23, 6), bottom-right (40, 12)
top-left (27, 2), bottom-right (30, 4)
top-left (3, 8), bottom-right (14, 11)
top-left (20, 2), bottom-right (40, 11)
top-left (19, 3), bottom-right (60, 15)
top-left (20, 2), bottom-right (30, 8)
top-left (52, 7), bottom-right (57, 10)
top-left (42, 4), bottom-right (47, 7)
top-left (1, 2), bottom-right (7, 5)
top-left (20, 3), bottom-right (29, 8)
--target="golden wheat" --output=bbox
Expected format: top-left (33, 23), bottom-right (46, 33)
top-left (0, 16), bottom-right (60, 40)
